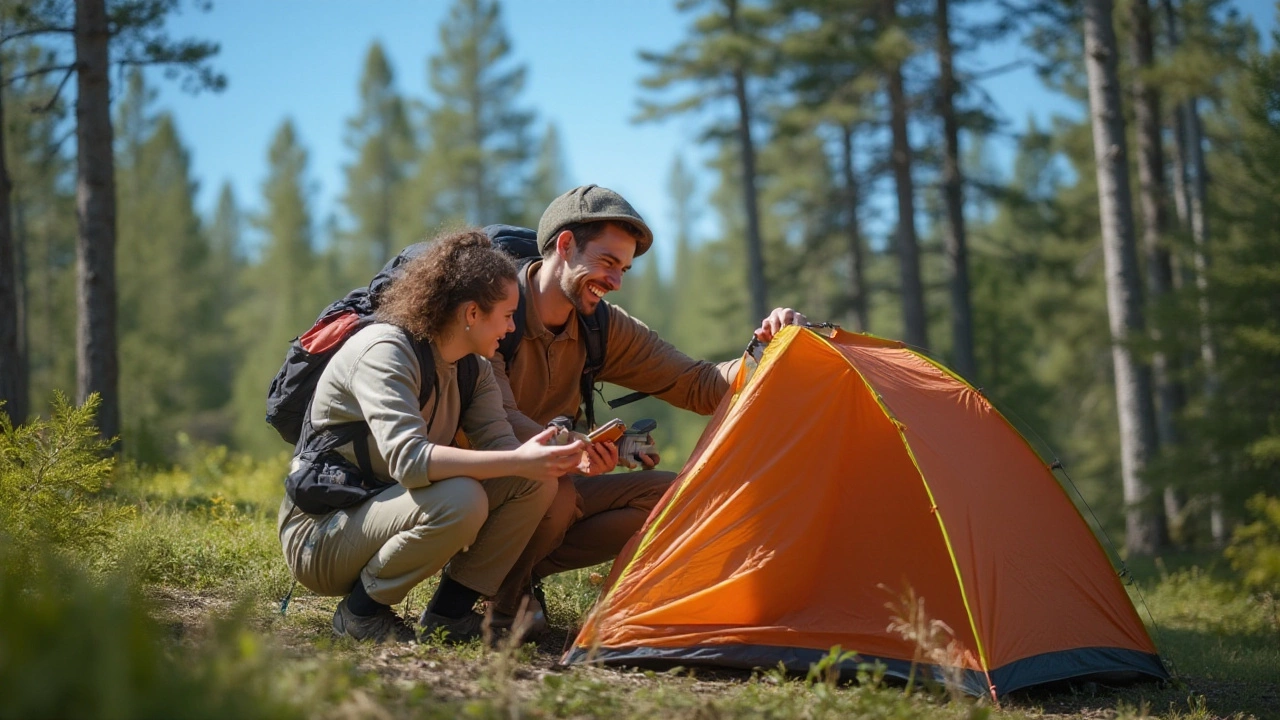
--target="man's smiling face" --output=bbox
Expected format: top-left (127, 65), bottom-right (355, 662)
top-left (557, 223), bottom-right (636, 315)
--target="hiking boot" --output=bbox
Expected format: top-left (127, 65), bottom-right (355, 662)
top-left (418, 609), bottom-right (487, 644)
top-left (488, 595), bottom-right (549, 643)
top-left (332, 597), bottom-right (417, 643)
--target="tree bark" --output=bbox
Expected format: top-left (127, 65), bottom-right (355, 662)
top-left (1129, 0), bottom-right (1186, 536)
top-left (74, 0), bottom-right (120, 446)
top-left (935, 0), bottom-right (975, 379)
top-left (882, 0), bottom-right (927, 350)
top-left (727, 0), bottom-right (769, 323)
top-left (1184, 98), bottom-right (1215, 386)
top-left (840, 123), bottom-right (868, 333)
top-left (1160, 0), bottom-right (1223, 543)
top-left (1082, 0), bottom-right (1163, 555)
top-left (0, 56), bottom-right (29, 424)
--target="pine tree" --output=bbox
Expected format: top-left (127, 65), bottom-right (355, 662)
top-left (208, 182), bottom-right (242, 310)
top-left (114, 71), bottom-right (217, 461)
top-left (340, 41), bottom-right (416, 281)
top-left (414, 0), bottom-right (535, 229)
top-left (1159, 15), bottom-right (1280, 529)
top-left (879, 0), bottom-right (928, 350)
top-left (1, 41), bottom-right (77, 417)
top-left (935, 0), bottom-right (976, 379)
top-left (773, 0), bottom-right (881, 332)
top-left (639, 0), bottom-right (779, 323)
top-left (668, 154), bottom-right (702, 353)
top-left (231, 120), bottom-right (317, 457)
top-left (2, 0), bottom-right (222, 449)
top-left (1083, 0), bottom-right (1164, 554)
top-left (757, 127), bottom-right (839, 319)
top-left (0, 48), bottom-right (23, 423)
top-left (526, 122), bottom-right (569, 226)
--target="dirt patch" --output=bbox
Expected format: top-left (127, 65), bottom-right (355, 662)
top-left (147, 587), bottom-right (234, 640)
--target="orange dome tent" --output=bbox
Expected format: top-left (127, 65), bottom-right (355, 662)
top-left (564, 326), bottom-right (1168, 699)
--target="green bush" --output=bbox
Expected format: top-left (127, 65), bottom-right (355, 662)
top-left (1225, 493), bottom-right (1280, 593)
top-left (0, 393), bottom-right (133, 558)
top-left (0, 541), bottom-right (311, 720)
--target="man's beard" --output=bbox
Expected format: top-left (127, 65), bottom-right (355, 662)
top-left (560, 272), bottom-right (596, 316)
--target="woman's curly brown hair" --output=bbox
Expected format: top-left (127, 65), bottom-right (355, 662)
top-left (376, 229), bottom-right (518, 341)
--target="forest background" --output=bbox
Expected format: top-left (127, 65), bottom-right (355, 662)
top-left (2, 0), bottom-right (1279, 562)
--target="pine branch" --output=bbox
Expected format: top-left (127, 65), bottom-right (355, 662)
top-left (2, 62), bottom-right (75, 88)
top-left (0, 25), bottom-right (73, 45)
top-left (31, 62), bottom-right (77, 114)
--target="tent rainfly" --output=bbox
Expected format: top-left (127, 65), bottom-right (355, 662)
top-left (564, 326), bottom-right (1169, 699)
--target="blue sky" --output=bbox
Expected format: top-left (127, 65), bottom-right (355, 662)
top-left (152, 0), bottom-right (1276, 267)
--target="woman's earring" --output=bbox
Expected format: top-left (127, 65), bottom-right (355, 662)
top-left (465, 325), bottom-right (471, 331)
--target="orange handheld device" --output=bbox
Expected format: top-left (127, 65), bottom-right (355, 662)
top-left (586, 419), bottom-right (627, 445)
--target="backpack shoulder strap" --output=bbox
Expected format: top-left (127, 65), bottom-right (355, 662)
top-left (405, 326), bottom-right (479, 439)
top-left (403, 328), bottom-right (447, 435)
top-left (577, 301), bottom-right (611, 429)
top-left (582, 300), bottom-right (610, 373)
top-left (408, 330), bottom-right (438, 411)
top-left (457, 354), bottom-right (479, 420)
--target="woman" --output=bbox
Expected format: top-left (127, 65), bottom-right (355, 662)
top-left (278, 229), bottom-right (586, 643)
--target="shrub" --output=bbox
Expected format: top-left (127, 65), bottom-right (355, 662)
top-left (0, 543), bottom-right (308, 720)
top-left (1225, 493), bottom-right (1280, 594)
top-left (0, 393), bottom-right (132, 558)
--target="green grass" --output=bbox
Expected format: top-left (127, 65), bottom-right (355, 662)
top-left (5, 440), bottom-right (1279, 719)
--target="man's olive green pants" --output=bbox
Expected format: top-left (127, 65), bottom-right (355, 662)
top-left (491, 469), bottom-right (675, 615)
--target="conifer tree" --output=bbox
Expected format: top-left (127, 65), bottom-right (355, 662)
top-left (114, 72), bottom-right (215, 460)
top-left (773, 0), bottom-right (880, 332)
top-left (208, 182), bottom-right (242, 310)
top-left (1, 0), bottom-right (222, 448)
top-left (526, 123), bottom-right (569, 226)
top-left (935, 0), bottom-right (975, 378)
top-left (1, 41), bottom-right (77, 417)
top-left (638, 0), bottom-right (778, 323)
top-left (1195, 32), bottom-right (1280, 509)
top-left (1082, 0), bottom-right (1164, 554)
top-left (758, 128), bottom-right (839, 318)
top-left (415, 0), bottom-right (534, 228)
top-left (231, 120), bottom-right (317, 456)
top-left (0, 50), bottom-right (22, 423)
top-left (341, 41), bottom-right (416, 281)
top-left (879, 0), bottom-right (928, 350)
top-left (668, 155), bottom-right (703, 353)
top-left (1127, 0), bottom-right (1189, 536)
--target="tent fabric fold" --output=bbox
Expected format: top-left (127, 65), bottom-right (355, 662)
top-left (565, 326), bottom-right (1168, 698)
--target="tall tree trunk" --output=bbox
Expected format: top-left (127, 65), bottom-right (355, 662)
top-left (1082, 0), bottom-right (1164, 555)
top-left (0, 56), bottom-right (29, 424)
top-left (840, 123), bottom-right (869, 332)
top-left (1160, 0), bottom-right (1224, 543)
top-left (1184, 98), bottom-right (1215, 386)
top-left (1186, 93), bottom-right (1227, 544)
top-left (882, 0), bottom-right (927, 350)
top-left (726, 0), bottom-right (768, 323)
top-left (1129, 0), bottom-right (1186, 538)
top-left (75, 0), bottom-right (120, 446)
top-left (935, 0), bottom-right (974, 378)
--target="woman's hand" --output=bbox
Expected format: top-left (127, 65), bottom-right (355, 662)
top-left (514, 428), bottom-right (588, 482)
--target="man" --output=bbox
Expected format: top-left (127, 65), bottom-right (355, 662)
top-left (488, 184), bottom-right (806, 630)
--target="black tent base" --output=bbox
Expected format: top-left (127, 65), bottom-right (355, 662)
top-left (564, 643), bottom-right (1170, 698)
